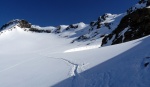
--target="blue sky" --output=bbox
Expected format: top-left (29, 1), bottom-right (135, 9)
top-left (0, 0), bottom-right (138, 27)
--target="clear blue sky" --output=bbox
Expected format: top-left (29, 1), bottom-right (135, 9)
top-left (0, 0), bottom-right (138, 27)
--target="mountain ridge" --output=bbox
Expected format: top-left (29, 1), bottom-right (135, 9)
top-left (102, 1), bottom-right (150, 46)
top-left (1, 1), bottom-right (150, 46)
top-left (0, 13), bottom-right (123, 46)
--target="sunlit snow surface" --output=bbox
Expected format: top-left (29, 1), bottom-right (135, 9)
top-left (0, 25), bottom-right (150, 87)
top-left (64, 45), bottom-right (100, 53)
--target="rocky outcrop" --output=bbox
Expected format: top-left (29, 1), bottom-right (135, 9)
top-left (90, 13), bottom-right (113, 29)
top-left (54, 24), bottom-right (79, 34)
top-left (18, 20), bottom-right (31, 28)
top-left (66, 24), bottom-right (78, 30)
top-left (127, 0), bottom-right (150, 15)
top-left (102, 8), bottom-right (150, 46)
top-left (29, 28), bottom-right (51, 33)
top-left (71, 13), bottom-right (121, 43)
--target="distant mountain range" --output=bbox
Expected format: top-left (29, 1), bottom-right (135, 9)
top-left (1, 0), bottom-right (150, 47)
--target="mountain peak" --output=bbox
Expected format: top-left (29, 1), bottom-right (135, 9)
top-left (0, 19), bottom-right (31, 31)
top-left (126, 0), bottom-right (150, 14)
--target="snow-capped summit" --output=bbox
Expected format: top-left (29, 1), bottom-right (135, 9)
top-left (0, 19), bottom-right (19, 31)
top-left (0, 13), bottom-right (124, 46)
top-left (0, 19), bottom-right (31, 31)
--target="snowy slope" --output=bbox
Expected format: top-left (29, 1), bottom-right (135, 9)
top-left (0, 0), bottom-right (150, 87)
top-left (0, 24), bottom-right (150, 87)
top-left (51, 36), bottom-right (150, 87)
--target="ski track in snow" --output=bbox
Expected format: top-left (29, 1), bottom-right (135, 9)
top-left (58, 58), bottom-right (79, 87)
top-left (38, 53), bottom-right (114, 87)
top-left (44, 56), bottom-right (79, 76)
top-left (39, 54), bottom-right (86, 87)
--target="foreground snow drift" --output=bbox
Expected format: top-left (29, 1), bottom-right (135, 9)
top-left (0, 27), bottom-right (150, 87)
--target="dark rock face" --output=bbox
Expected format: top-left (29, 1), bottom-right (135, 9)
top-left (66, 24), bottom-right (78, 30)
top-left (102, 8), bottom-right (150, 46)
top-left (147, 0), bottom-right (150, 6)
top-left (127, 0), bottom-right (149, 15)
top-left (54, 24), bottom-right (78, 34)
top-left (29, 28), bottom-right (51, 33)
top-left (91, 14), bottom-right (111, 29)
top-left (54, 26), bottom-right (61, 33)
top-left (18, 20), bottom-right (31, 28)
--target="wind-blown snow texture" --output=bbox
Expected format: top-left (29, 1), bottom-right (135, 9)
top-left (0, 0), bottom-right (150, 87)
